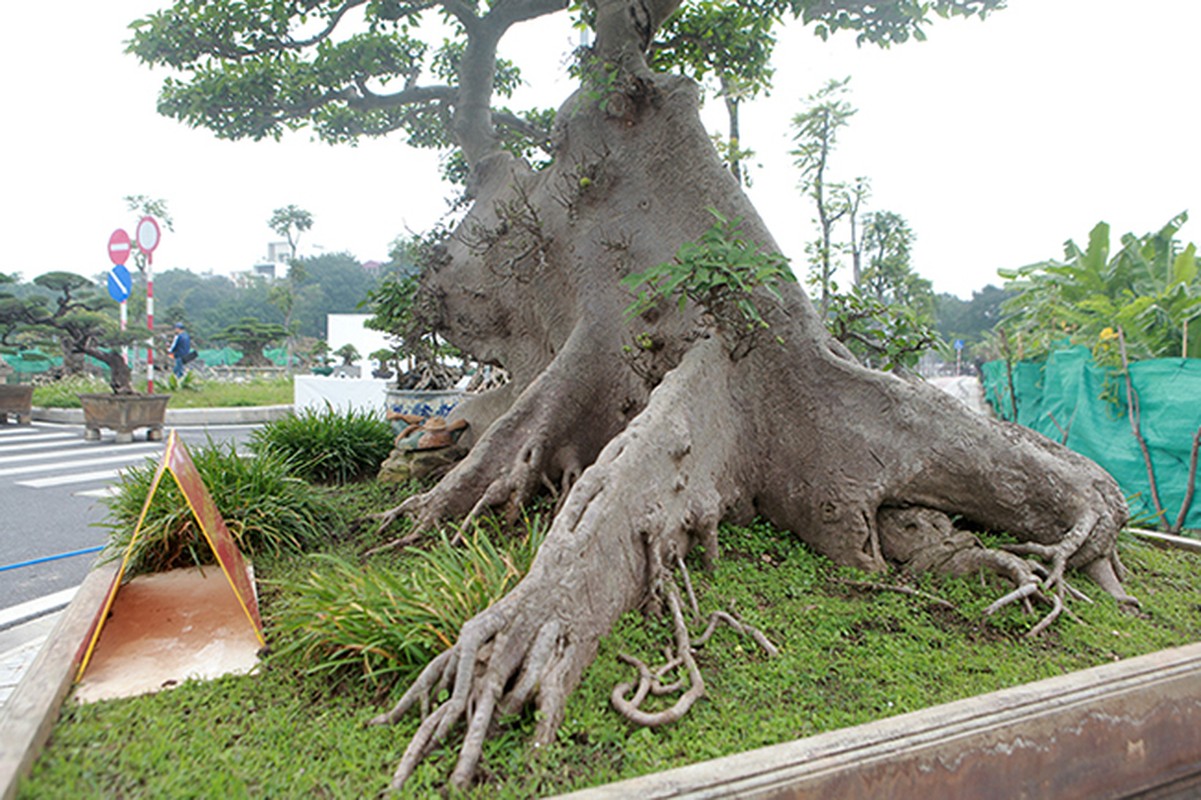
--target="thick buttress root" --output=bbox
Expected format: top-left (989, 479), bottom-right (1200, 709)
top-left (372, 339), bottom-right (743, 790)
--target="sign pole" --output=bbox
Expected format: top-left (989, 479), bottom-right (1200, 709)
top-left (135, 217), bottom-right (161, 394)
top-left (106, 229), bottom-right (134, 366)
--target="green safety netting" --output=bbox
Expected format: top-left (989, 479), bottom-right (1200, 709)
top-left (982, 347), bottom-right (1201, 530)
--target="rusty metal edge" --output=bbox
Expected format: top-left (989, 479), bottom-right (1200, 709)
top-left (0, 561), bottom-right (119, 800)
top-left (556, 641), bottom-right (1201, 800)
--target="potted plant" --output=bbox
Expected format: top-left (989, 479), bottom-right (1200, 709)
top-left (308, 339), bottom-right (334, 376)
top-left (0, 271), bottom-right (169, 441)
top-left (363, 268), bottom-right (466, 422)
top-left (369, 347), bottom-right (397, 380)
top-left (0, 273), bottom-right (35, 423)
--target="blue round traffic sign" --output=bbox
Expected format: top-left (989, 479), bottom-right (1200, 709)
top-left (108, 263), bottom-right (132, 302)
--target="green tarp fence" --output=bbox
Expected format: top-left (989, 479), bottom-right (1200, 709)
top-left (3, 347), bottom-right (292, 374)
top-left (981, 347), bottom-right (1201, 530)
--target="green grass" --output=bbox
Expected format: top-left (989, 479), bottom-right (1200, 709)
top-left (248, 406), bottom-right (394, 484)
top-left (18, 490), bottom-right (1201, 799)
top-left (32, 375), bottom-right (292, 408)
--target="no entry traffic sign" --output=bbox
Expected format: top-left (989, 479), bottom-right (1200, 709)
top-left (108, 229), bottom-right (132, 265)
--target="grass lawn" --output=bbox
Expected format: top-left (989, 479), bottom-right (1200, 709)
top-left (17, 474), bottom-right (1201, 799)
top-left (30, 375), bottom-right (293, 409)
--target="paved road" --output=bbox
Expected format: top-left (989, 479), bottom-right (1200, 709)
top-left (0, 422), bottom-right (259, 608)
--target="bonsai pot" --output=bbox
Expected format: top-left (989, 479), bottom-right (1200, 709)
top-left (385, 388), bottom-right (465, 433)
top-left (79, 393), bottom-right (171, 444)
top-left (311, 366), bottom-right (334, 376)
top-left (0, 384), bottom-right (34, 425)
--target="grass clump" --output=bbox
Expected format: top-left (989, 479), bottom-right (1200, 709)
top-left (100, 440), bottom-right (339, 575)
top-left (272, 514), bottom-right (546, 687)
top-left (249, 405), bottom-right (394, 484)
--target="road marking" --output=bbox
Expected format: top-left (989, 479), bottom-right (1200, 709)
top-left (18, 469), bottom-right (124, 488)
top-left (0, 433), bottom-right (79, 449)
top-left (0, 453), bottom-right (155, 478)
top-left (76, 485), bottom-right (121, 499)
top-left (0, 441), bottom-right (158, 467)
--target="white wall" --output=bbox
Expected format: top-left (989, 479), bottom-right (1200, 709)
top-left (326, 314), bottom-right (392, 371)
top-left (294, 375), bottom-right (389, 414)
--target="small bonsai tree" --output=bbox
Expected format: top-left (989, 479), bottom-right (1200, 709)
top-left (308, 338), bottom-right (332, 367)
top-left (217, 318), bottom-right (287, 367)
top-left (0, 272), bottom-right (146, 394)
top-left (333, 343), bottom-right (360, 366)
top-left (370, 347), bottom-right (398, 378)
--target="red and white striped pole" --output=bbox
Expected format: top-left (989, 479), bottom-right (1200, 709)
top-left (135, 216), bottom-right (161, 394)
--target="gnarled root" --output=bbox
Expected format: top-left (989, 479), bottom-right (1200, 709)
top-left (878, 505), bottom-right (1133, 637)
top-left (612, 568), bottom-right (778, 728)
top-left (369, 594), bottom-right (581, 790)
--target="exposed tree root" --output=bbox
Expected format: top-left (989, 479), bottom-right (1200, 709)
top-left (833, 578), bottom-right (960, 614)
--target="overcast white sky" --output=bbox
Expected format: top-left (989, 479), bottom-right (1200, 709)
top-left (2, 1), bottom-right (1197, 299)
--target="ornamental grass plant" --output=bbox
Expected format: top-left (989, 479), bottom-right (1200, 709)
top-left (100, 440), bottom-right (339, 576)
top-left (272, 513), bottom-right (546, 687)
top-left (248, 405), bottom-right (394, 484)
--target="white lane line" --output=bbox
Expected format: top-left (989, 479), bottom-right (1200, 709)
top-left (0, 434), bottom-right (79, 449)
top-left (76, 485), bottom-right (121, 499)
top-left (18, 469), bottom-right (124, 488)
top-left (0, 441), bottom-right (159, 467)
top-left (0, 452), bottom-right (156, 478)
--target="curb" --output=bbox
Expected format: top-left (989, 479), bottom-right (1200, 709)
top-left (558, 642), bottom-right (1201, 799)
top-left (0, 562), bottom-right (119, 800)
top-left (32, 405), bottom-right (293, 426)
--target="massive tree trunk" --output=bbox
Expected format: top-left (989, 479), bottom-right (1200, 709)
top-left (370, 5), bottom-right (1132, 790)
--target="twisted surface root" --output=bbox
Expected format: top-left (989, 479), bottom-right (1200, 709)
top-left (612, 568), bottom-right (778, 727)
top-left (877, 505), bottom-right (1136, 638)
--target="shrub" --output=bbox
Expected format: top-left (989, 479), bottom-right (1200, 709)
top-left (249, 405), bottom-right (394, 484)
top-left (271, 514), bottom-right (546, 686)
top-left (101, 440), bottom-right (340, 575)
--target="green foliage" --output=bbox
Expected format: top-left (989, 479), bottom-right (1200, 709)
top-left (216, 318), bottom-right (288, 366)
top-left (248, 405), bottom-right (394, 485)
top-left (825, 282), bottom-right (941, 372)
top-left (273, 515), bottom-right (546, 687)
top-left (332, 343), bottom-right (360, 365)
top-left (622, 209), bottom-right (795, 336)
top-left (100, 441), bottom-right (338, 576)
top-left (999, 213), bottom-right (1201, 363)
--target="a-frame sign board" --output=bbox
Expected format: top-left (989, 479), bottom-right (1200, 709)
top-left (76, 430), bottom-right (265, 681)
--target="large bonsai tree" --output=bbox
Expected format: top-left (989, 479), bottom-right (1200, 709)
top-left (217, 318), bottom-right (288, 366)
top-left (0, 272), bottom-right (145, 394)
top-left (130, 0), bottom-right (1137, 790)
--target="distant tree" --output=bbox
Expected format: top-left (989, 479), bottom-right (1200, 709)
top-left (860, 211), bottom-right (930, 314)
top-left (268, 205), bottom-right (315, 370)
top-left (293, 251), bottom-right (379, 336)
top-left (217, 318), bottom-right (288, 367)
top-left (791, 77), bottom-right (856, 314)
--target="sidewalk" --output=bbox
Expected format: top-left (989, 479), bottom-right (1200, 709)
top-left (0, 613), bottom-right (62, 711)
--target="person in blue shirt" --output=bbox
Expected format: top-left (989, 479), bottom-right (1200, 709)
top-left (168, 321), bottom-right (192, 378)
